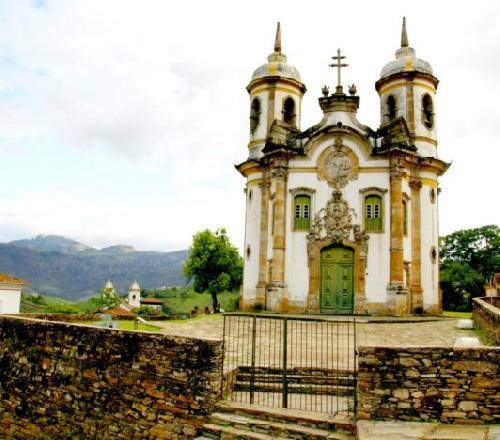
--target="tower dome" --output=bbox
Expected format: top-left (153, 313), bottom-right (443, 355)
top-left (249, 22), bottom-right (303, 85)
top-left (129, 280), bottom-right (140, 290)
top-left (104, 279), bottom-right (114, 290)
top-left (380, 17), bottom-right (433, 79)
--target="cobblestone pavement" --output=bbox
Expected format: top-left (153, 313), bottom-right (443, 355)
top-left (150, 314), bottom-right (477, 346)
top-left (357, 420), bottom-right (500, 439)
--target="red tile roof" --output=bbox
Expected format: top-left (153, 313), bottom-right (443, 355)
top-left (0, 273), bottom-right (31, 285)
top-left (140, 298), bottom-right (164, 305)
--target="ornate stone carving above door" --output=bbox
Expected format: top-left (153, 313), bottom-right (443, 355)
top-left (317, 136), bottom-right (359, 189)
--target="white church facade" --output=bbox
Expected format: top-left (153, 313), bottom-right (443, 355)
top-left (237, 20), bottom-right (449, 316)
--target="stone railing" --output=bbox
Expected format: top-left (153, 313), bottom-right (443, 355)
top-left (473, 297), bottom-right (500, 344)
top-left (0, 315), bottom-right (222, 439)
top-left (358, 346), bottom-right (499, 424)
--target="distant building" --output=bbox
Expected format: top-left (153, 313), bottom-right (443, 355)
top-left (104, 280), bottom-right (115, 291)
top-left (0, 273), bottom-right (31, 314)
top-left (140, 297), bottom-right (164, 312)
top-left (128, 280), bottom-right (141, 308)
top-left (484, 273), bottom-right (500, 297)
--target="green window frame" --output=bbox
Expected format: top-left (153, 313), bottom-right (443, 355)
top-left (365, 195), bottom-right (382, 232)
top-left (294, 195), bottom-right (311, 230)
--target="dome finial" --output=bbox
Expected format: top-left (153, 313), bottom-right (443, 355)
top-left (401, 17), bottom-right (409, 48)
top-left (274, 22), bottom-right (282, 53)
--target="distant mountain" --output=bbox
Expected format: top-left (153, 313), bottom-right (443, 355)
top-left (0, 235), bottom-right (189, 301)
top-left (9, 235), bottom-right (94, 253)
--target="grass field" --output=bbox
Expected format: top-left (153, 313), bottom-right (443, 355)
top-left (81, 320), bottom-right (161, 332)
top-left (442, 311), bottom-right (473, 319)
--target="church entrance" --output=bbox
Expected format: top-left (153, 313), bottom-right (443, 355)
top-left (320, 245), bottom-right (354, 314)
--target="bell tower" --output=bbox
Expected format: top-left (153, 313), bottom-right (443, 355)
top-left (246, 23), bottom-right (306, 159)
top-left (375, 18), bottom-right (439, 157)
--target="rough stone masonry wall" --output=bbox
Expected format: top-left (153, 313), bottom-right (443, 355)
top-left (358, 346), bottom-right (499, 424)
top-left (0, 315), bottom-right (222, 439)
top-left (473, 297), bottom-right (500, 345)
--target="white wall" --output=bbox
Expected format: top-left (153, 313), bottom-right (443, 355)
top-left (0, 288), bottom-right (21, 314)
top-left (242, 178), bottom-right (262, 303)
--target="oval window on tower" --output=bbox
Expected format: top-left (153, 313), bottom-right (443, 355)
top-left (250, 98), bottom-right (261, 133)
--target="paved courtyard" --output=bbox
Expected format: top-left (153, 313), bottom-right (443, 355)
top-left (150, 314), bottom-right (476, 346)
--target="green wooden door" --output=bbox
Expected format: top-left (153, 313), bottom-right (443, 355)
top-left (320, 246), bottom-right (354, 314)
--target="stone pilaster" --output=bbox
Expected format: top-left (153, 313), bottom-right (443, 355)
top-left (268, 159), bottom-right (288, 312)
top-left (409, 179), bottom-right (423, 313)
top-left (255, 178), bottom-right (270, 309)
top-left (388, 155), bottom-right (409, 315)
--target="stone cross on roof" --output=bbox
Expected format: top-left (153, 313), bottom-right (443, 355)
top-left (329, 48), bottom-right (348, 93)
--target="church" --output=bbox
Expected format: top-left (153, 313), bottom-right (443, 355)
top-left (237, 19), bottom-right (449, 316)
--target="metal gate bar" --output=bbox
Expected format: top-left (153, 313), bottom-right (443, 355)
top-left (221, 313), bottom-right (357, 416)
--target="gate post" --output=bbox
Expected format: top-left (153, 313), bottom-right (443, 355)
top-left (221, 314), bottom-right (226, 398)
top-left (250, 315), bottom-right (257, 404)
top-left (282, 317), bottom-right (288, 408)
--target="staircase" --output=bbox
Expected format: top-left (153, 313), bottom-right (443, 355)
top-left (197, 401), bottom-right (356, 440)
top-left (233, 367), bottom-right (356, 397)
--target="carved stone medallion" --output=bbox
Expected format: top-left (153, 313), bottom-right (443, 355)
top-left (317, 137), bottom-right (358, 189)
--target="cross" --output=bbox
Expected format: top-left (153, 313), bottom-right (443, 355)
top-left (329, 48), bottom-right (348, 88)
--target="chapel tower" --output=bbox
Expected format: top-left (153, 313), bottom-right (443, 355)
top-left (246, 23), bottom-right (306, 160)
top-left (376, 17), bottom-right (438, 158)
top-left (128, 280), bottom-right (141, 309)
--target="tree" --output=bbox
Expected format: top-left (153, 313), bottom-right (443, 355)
top-left (440, 225), bottom-right (499, 311)
top-left (183, 228), bottom-right (243, 313)
top-left (98, 286), bottom-right (121, 309)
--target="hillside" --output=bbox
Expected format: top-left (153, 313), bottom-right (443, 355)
top-left (0, 235), bottom-right (188, 300)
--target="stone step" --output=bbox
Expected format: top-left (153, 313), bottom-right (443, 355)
top-left (235, 373), bottom-right (356, 386)
top-left (209, 412), bottom-right (353, 440)
top-left (202, 423), bottom-right (281, 440)
top-left (216, 401), bottom-right (356, 434)
top-left (234, 381), bottom-right (354, 396)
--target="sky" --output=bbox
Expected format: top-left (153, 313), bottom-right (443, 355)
top-left (0, 0), bottom-right (498, 252)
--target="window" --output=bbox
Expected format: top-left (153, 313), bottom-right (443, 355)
top-left (246, 245), bottom-right (251, 260)
top-left (430, 188), bottom-right (436, 204)
top-left (283, 97), bottom-right (296, 126)
top-left (386, 95), bottom-right (397, 120)
top-left (250, 98), bottom-right (261, 133)
top-left (430, 246), bottom-right (437, 263)
top-left (365, 195), bottom-right (382, 232)
top-left (294, 195), bottom-right (311, 230)
top-left (403, 200), bottom-right (408, 236)
top-left (422, 94), bottom-right (434, 128)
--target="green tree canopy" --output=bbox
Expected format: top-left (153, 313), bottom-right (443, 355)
top-left (440, 225), bottom-right (499, 311)
top-left (183, 228), bottom-right (243, 313)
top-left (98, 287), bottom-right (121, 309)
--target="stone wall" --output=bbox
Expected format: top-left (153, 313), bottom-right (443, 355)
top-left (358, 346), bottom-right (499, 424)
top-left (0, 315), bottom-right (222, 439)
top-left (473, 297), bottom-right (500, 344)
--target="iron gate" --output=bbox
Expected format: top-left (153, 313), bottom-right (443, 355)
top-left (221, 313), bottom-right (357, 416)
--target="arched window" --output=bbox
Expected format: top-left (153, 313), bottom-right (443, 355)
top-left (283, 97), bottom-right (296, 126)
top-left (422, 94), bottom-right (434, 128)
top-left (294, 195), bottom-right (310, 230)
top-left (403, 200), bottom-right (408, 236)
top-left (250, 98), bottom-right (261, 133)
top-left (386, 95), bottom-right (397, 120)
top-left (365, 195), bottom-right (382, 232)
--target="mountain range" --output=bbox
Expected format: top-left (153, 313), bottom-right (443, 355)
top-left (0, 235), bottom-right (189, 300)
